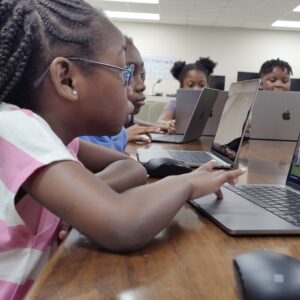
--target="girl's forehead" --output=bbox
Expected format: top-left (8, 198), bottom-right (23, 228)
top-left (185, 70), bottom-right (206, 80)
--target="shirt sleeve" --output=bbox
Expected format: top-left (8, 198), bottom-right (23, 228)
top-left (164, 99), bottom-right (176, 117)
top-left (0, 108), bottom-right (77, 194)
top-left (81, 127), bottom-right (127, 153)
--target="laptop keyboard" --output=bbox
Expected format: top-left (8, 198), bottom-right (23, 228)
top-left (152, 134), bottom-right (183, 143)
top-left (226, 185), bottom-right (300, 226)
top-left (168, 150), bottom-right (212, 165)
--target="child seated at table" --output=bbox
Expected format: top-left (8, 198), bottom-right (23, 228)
top-left (158, 57), bottom-right (217, 133)
top-left (259, 58), bottom-right (293, 91)
top-left (0, 1), bottom-right (245, 299)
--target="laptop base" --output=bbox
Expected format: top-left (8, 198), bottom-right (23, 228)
top-left (191, 185), bottom-right (300, 235)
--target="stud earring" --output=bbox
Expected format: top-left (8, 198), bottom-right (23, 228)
top-left (73, 90), bottom-right (78, 96)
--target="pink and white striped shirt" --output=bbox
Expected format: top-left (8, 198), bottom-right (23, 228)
top-left (0, 102), bottom-right (79, 300)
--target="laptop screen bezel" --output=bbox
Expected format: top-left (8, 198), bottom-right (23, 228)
top-left (286, 133), bottom-right (300, 191)
top-left (210, 79), bottom-right (261, 167)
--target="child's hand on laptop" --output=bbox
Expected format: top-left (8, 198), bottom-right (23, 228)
top-left (127, 125), bottom-right (163, 143)
top-left (156, 120), bottom-right (176, 134)
top-left (184, 160), bottom-right (246, 200)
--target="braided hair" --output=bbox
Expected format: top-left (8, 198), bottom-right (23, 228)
top-left (170, 57), bottom-right (217, 86)
top-left (259, 58), bottom-right (293, 78)
top-left (0, 0), bottom-right (113, 109)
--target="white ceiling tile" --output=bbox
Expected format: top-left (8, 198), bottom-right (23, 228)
top-left (84, 0), bottom-right (300, 31)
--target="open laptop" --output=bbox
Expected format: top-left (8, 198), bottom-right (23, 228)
top-left (202, 91), bottom-right (228, 136)
top-left (191, 133), bottom-right (300, 235)
top-left (250, 90), bottom-right (300, 142)
top-left (137, 79), bottom-right (261, 168)
top-left (150, 88), bottom-right (219, 143)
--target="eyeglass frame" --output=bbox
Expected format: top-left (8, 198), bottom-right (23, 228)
top-left (33, 57), bottom-right (135, 88)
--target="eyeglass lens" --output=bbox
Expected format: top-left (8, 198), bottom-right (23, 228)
top-left (124, 64), bottom-right (135, 86)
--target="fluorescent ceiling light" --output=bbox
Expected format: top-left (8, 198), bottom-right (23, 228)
top-left (104, 0), bottom-right (159, 3)
top-left (293, 5), bottom-right (300, 12)
top-left (272, 20), bottom-right (300, 28)
top-left (105, 11), bottom-right (160, 20)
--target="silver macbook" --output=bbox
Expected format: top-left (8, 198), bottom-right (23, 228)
top-left (137, 79), bottom-right (261, 168)
top-left (202, 91), bottom-right (228, 136)
top-left (191, 133), bottom-right (300, 235)
top-left (150, 88), bottom-right (219, 143)
top-left (250, 90), bottom-right (300, 142)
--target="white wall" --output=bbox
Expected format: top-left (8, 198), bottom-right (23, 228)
top-left (114, 21), bottom-right (300, 94)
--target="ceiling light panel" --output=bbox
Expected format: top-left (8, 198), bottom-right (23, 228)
top-left (272, 20), bottom-right (300, 28)
top-left (103, 0), bottom-right (159, 3)
top-left (105, 11), bottom-right (160, 20)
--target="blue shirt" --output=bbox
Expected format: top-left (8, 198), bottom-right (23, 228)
top-left (81, 127), bottom-right (128, 152)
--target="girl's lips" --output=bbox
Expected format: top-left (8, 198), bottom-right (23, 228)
top-left (133, 98), bottom-right (145, 107)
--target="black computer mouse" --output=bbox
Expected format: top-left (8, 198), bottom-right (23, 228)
top-left (233, 251), bottom-right (300, 300)
top-left (144, 157), bottom-right (192, 178)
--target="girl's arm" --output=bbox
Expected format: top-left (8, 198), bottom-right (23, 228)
top-left (157, 103), bottom-right (176, 134)
top-left (78, 140), bottom-right (147, 191)
top-left (23, 160), bottom-right (244, 253)
top-left (158, 110), bottom-right (174, 122)
top-left (78, 140), bottom-right (131, 172)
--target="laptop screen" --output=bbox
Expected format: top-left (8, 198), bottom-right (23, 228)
top-left (211, 80), bottom-right (260, 165)
top-left (286, 133), bottom-right (300, 189)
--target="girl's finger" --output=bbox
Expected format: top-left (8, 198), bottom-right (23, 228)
top-left (214, 189), bottom-right (223, 200)
top-left (219, 168), bottom-right (246, 185)
top-left (198, 160), bottom-right (219, 171)
top-left (213, 169), bottom-right (227, 176)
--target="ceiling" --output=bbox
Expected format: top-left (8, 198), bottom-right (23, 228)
top-left (85, 0), bottom-right (300, 31)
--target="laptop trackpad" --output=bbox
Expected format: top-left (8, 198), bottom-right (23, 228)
top-left (191, 186), bottom-right (298, 235)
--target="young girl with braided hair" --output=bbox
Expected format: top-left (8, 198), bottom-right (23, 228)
top-left (0, 1), bottom-right (244, 298)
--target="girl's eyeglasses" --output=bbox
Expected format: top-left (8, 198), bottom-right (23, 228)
top-left (33, 57), bottom-right (135, 88)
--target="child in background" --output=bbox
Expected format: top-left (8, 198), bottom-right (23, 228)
top-left (81, 37), bottom-right (163, 149)
top-left (158, 57), bottom-right (217, 130)
top-left (124, 37), bottom-right (172, 141)
top-left (0, 1), bottom-right (245, 299)
top-left (259, 58), bottom-right (293, 91)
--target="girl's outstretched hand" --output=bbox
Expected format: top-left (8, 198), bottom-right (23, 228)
top-left (184, 160), bottom-right (246, 200)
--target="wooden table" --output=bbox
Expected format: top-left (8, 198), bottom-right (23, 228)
top-left (26, 137), bottom-right (300, 300)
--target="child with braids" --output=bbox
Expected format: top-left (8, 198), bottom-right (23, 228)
top-left (158, 57), bottom-right (217, 131)
top-left (0, 1), bottom-right (245, 298)
top-left (259, 58), bottom-right (293, 91)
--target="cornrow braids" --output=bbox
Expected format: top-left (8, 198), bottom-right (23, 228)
top-left (259, 58), bottom-right (293, 78)
top-left (36, 3), bottom-right (89, 45)
top-left (38, 1), bottom-right (89, 27)
top-left (0, 0), bottom-right (113, 109)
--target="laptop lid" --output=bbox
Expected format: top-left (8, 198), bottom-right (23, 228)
top-left (209, 79), bottom-right (261, 167)
top-left (202, 91), bottom-right (228, 136)
top-left (250, 91), bottom-right (300, 141)
top-left (175, 89), bottom-right (202, 134)
top-left (150, 88), bottom-right (220, 143)
top-left (178, 88), bottom-right (220, 142)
